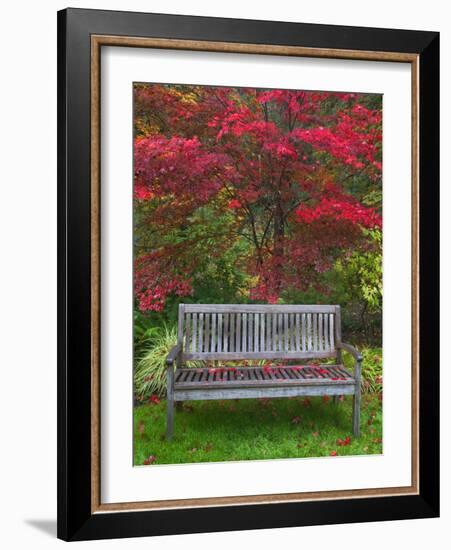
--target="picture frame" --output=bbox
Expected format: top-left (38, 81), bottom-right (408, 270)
top-left (57, 7), bottom-right (439, 541)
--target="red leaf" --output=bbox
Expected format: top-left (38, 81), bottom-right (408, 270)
top-left (148, 394), bottom-right (160, 405)
top-left (137, 420), bottom-right (145, 436)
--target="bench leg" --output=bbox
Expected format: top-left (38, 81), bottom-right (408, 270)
top-left (352, 390), bottom-right (361, 437)
top-left (176, 401), bottom-right (184, 411)
top-left (166, 395), bottom-right (174, 441)
top-left (166, 365), bottom-right (175, 441)
top-left (352, 360), bottom-right (362, 437)
top-left (333, 395), bottom-right (338, 405)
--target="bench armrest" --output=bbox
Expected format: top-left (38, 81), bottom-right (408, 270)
top-left (338, 342), bottom-right (363, 363)
top-left (166, 343), bottom-right (182, 366)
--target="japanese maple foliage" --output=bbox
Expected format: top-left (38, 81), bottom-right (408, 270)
top-left (133, 84), bottom-right (382, 310)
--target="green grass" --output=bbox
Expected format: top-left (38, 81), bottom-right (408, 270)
top-left (134, 393), bottom-right (382, 466)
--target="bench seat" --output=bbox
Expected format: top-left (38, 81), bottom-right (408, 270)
top-left (173, 364), bottom-right (357, 402)
top-left (174, 365), bottom-right (355, 389)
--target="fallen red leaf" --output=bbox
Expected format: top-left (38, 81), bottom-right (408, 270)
top-left (148, 394), bottom-right (160, 405)
top-left (138, 420), bottom-right (145, 436)
top-left (143, 455), bottom-right (156, 465)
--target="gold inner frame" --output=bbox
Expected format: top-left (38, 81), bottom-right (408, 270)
top-left (90, 35), bottom-right (419, 514)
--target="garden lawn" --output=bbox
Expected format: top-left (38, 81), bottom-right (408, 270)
top-left (134, 393), bottom-right (382, 466)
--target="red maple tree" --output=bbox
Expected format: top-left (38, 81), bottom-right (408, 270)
top-left (133, 84), bottom-right (382, 311)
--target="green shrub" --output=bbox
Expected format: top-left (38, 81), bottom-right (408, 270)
top-left (342, 347), bottom-right (382, 393)
top-left (134, 325), bottom-right (203, 400)
top-left (360, 348), bottom-right (383, 393)
top-left (134, 310), bottom-right (161, 358)
top-left (134, 325), bottom-right (177, 400)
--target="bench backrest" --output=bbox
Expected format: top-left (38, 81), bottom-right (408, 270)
top-left (178, 304), bottom-right (341, 362)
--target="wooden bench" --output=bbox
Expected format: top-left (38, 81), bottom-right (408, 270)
top-left (166, 304), bottom-right (362, 440)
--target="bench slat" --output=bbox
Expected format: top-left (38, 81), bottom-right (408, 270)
top-left (254, 313), bottom-right (259, 352)
top-left (313, 314), bottom-right (318, 351)
top-left (329, 313), bottom-right (335, 350)
top-left (191, 313), bottom-right (198, 353)
top-left (265, 313), bottom-right (270, 352)
top-left (183, 350), bottom-right (335, 361)
top-left (260, 313), bottom-right (265, 352)
top-left (183, 304), bottom-right (337, 313)
top-left (323, 313), bottom-right (328, 352)
top-left (229, 313), bottom-right (235, 352)
top-left (217, 314), bottom-right (223, 353)
top-left (204, 313), bottom-right (210, 353)
top-left (174, 385), bottom-right (355, 401)
top-left (318, 313), bottom-right (323, 352)
top-left (273, 313), bottom-right (276, 350)
top-left (185, 313), bottom-right (191, 353)
top-left (211, 313), bottom-right (216, 352)
top-left (277, 313), bottom-right (282, 351)
top-left (198, 313), bottom-right (204, 353)
top-left (224, 314), bottom-right (228, 353)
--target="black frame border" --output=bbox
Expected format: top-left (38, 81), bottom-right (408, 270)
top-left (57, 8), bottom-right (439, 541)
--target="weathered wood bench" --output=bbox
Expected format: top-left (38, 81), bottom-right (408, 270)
top-left (166, 304), bottom-right (362, 440)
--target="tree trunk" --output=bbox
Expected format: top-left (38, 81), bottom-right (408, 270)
top-left (273, 200), bottom-right (285, 293)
